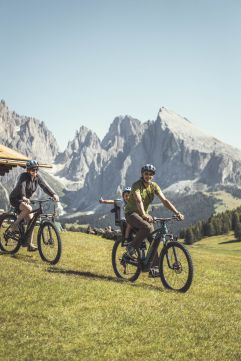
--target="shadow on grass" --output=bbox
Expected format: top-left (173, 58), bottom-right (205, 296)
top-left (219, 239), bottom-right (241, 245)
top-left (47, 267), bottom-right (163, 292)
top-left (0, 252), bottom-right (38, 264)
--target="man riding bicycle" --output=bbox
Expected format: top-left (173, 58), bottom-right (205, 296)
top-left (125, 164), bottom-right (184, 276)
top-left (8, 160), bottom-right (59, 251)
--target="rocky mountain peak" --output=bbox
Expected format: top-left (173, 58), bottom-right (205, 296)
top-left (0, 99), bottom-right (8, 113)
top-left (66, 126), bottom-right (101, 154)
top-left (101, 115), bottom-right (144, 152)
top-left (157, 107), bottom-right (202, 136)
top-left (55, 126), bottom-right (105, 183)
top-left (0, 101), bottom-right (59, 163)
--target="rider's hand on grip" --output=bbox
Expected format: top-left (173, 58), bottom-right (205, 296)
top-left (22, 197), bottom-right (30, 204)
top-left (142, 214), bottom-right (153, 223)
top-left (175, 212), bottom-right (184, 221)
top-left (52, 194), bottom-right (59, 202)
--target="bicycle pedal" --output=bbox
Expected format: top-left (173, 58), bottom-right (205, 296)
top-left (148, 267), bottom-right (160, 278)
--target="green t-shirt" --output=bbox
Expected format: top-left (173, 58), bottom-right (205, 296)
top-left (125, 179), bottom-right (161, 216)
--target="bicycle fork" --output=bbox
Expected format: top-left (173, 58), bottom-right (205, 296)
top-left (165, 243), bottom-right (181, 272)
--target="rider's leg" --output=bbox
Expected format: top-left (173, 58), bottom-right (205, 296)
top-left (147, 233), bottom-right (159, 268)
top-left (20, 205), bottom-right (37, 251)
top-left (24, 210), bottom-right (34, 247)
top-left (125, 223), bottom-right (132, 240)
top-left (120, 220), bottom-right (127, 239)
top-left (126, 213), bottom-right (154, 249)
top-left (11, 202), bottom-right (33, 231)
top-left (126, 213), bottom-right (159, 274)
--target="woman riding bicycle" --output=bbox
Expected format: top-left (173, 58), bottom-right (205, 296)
top-left (9, 160), bottom-right (59, 251)
top-left (125, 164), bottom-right (184, 275)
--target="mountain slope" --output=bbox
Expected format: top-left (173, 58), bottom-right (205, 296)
top-left (60, 107), bottom-right (241, 213)
top-left (1, 100), bottom-right (241, 230)
top-left (0, 99), bottom-right (58, 163)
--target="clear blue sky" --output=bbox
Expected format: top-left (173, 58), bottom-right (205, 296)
top-left (1, 0), bottom-right (241, 150)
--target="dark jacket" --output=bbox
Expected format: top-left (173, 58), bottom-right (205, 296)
top-left (9, 172), bottom-right (55, 207)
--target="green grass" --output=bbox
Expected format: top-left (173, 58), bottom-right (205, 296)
top-left (1, 231), bottom-right (241, 361)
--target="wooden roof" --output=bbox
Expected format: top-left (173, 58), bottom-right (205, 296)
top-left (0, 144), bottom-right (52, 176)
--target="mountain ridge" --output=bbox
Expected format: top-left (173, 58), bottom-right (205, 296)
top-left (1, 99), bottom-right (241, 231)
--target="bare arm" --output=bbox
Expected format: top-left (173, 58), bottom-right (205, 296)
top-left (99, 197), bottom-right (114, 205)
top-left (157, 190), bottom-right (184, 220)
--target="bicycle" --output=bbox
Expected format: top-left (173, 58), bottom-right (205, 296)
top-left (0, 198), bottom-right (62, 265)
top-left (112, 216), bottom-right (193, 292)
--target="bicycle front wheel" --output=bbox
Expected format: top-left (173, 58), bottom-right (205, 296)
top-left (37, 221), bottom-right (62, 265)
top-left (0, 214), bottom-right (21, 254)
top-left (159, 241), bottom-right (193, 292)
top-left (112, 240), bottom-right (141, 282)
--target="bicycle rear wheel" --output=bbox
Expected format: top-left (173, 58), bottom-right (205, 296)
top-left (0, 214), bottom-right (21, 254)
top-left (112, 239), bottom-right (141, 282)
top-left (159, 241), bottom-right (193, 292)
top-left (37, 221), bottom-right (62, 265)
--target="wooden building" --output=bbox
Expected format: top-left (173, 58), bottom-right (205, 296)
top-left (0, 144), bottom-right (52, 176)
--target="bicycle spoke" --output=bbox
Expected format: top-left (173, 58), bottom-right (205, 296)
top-left (160, 241), bottom-right (193, 292)
top-left (0, 214), bottom-right (21, 254)
top-left (112, 241), bottom-right (141, 281)
top-left (38, 221), bottom-right (61, 265)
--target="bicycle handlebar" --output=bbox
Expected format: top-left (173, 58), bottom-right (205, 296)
top-left (153, 215), bottom-right (181, 222)
top-left (30, 197), bottom-right (55, 204)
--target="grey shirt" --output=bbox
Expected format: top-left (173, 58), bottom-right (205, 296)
top-left (10, 172), bottom-right (55, 206)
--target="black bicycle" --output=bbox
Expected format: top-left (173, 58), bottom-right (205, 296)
top-left (0, 198), bottom-right (62, 265)
top-left (112, 216), bottom-right (193, 292)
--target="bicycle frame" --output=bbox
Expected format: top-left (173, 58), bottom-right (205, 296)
top-left (18, 199), bottom-right (55, 244)
top-left (139, 218), bottom-right (177, 272)
top-left (19, 208), bottom-right (41, 243)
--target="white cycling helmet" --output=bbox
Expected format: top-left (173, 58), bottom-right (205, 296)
top-left (122, 187), bottom-right (131, 196)
top-left (141, 164), bottom-right (156, 175)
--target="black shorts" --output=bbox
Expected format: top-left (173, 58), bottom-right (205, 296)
top-left (9, 197), bottom-right (21, 212)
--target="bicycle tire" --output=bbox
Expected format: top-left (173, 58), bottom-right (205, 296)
top-left (159, 241), bottom-right (193, 292)
top-left (112, 239), bottom-right (141, 282)
top-left (37, 220), bottom-right (62, 265)
top-left (0, 213), bottom-right (21, 254)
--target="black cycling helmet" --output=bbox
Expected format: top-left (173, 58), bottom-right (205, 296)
top-left (26, 159), bottom-right (39, 170)
top-left (122, 186), bottom-right (131, 196)
top-left (141, 164), bottom-right (156, 175)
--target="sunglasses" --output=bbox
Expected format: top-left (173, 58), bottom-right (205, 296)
top-left (143, 172), bottom-right (154, 176)
top-left (30, 168), bottom-right (38, 173)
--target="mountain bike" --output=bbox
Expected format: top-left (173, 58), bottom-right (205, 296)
top-left (112, 216), bottom-right (193, 292)
top-left (0, 198), bottom-right (62, 265)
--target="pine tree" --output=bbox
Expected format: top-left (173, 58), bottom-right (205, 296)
top-left (221, 213), bottom-right (231, 233)
top-left (234, 222), bottom-right (241, 241)
top-left (206, 222), bottom-right (215, 236)
top-left (232, 212), bottom-right (240, 230)
top-left (179, 228), bottom-right (186, 238)
top-left (184, 228), bottom-right (194, 245)
top-left (213, 217), bottom-right (222, 235)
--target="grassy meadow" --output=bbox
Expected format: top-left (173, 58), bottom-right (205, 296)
top-left (1, 231), bottom-right (241, 361)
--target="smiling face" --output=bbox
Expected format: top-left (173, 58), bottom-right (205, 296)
top-left (142, 171), bottom-right (154, 184)
top-left (28, 168), bottom-right (38, 178)
top-left (123, 192), bottom-right (130, 202)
